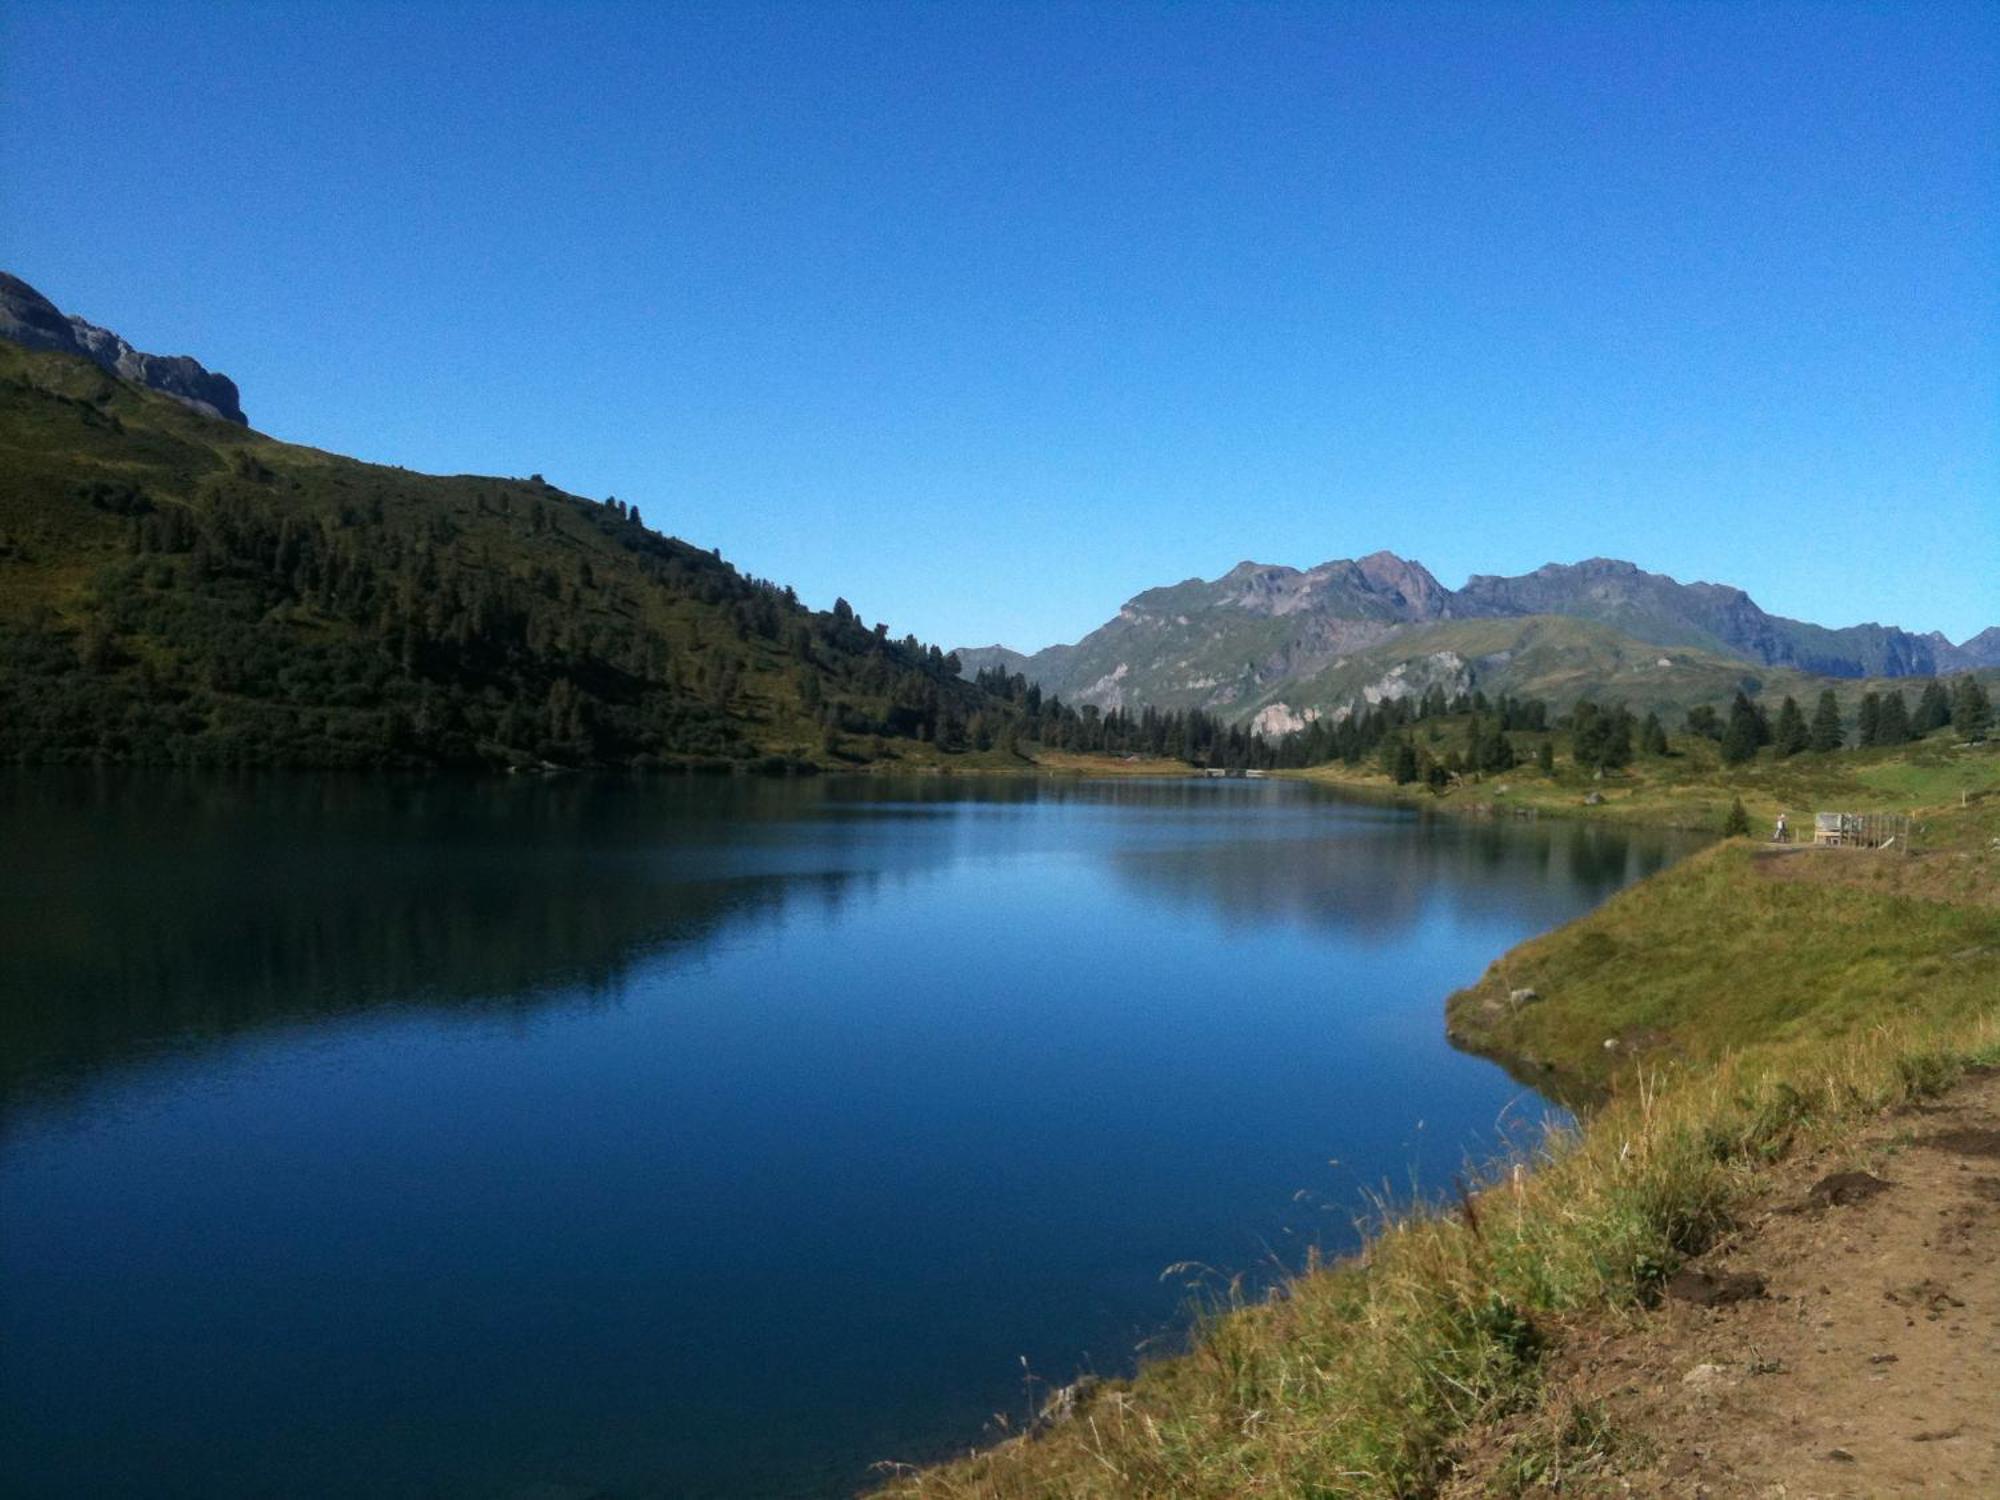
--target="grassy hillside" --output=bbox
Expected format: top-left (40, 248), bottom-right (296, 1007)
top-left (0, 340), bottom-right (1015, 770)
top-left (881, 748), bottom-right (2000, 1498)
top-left (1288, 714), bottom-right (2000, 833)
top-left (1244, 614), bottom-right (1937, 728)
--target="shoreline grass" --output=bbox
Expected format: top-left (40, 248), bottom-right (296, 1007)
top-left (1280, 728), bottom-right (1999, 839)
top-left (882, 1016), bottom-right (2000, 1497)
top-left (877, 747), bottom-right (2000, 1498)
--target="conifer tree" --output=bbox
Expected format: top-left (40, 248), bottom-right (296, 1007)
top-left (1391, 740), bottom-right (1419, 784)
top-left (1809, 690), bottom-right (1844, 752)
top-left (1720, 692), bottom-right (1761, 765)
top-left (1536, 739), bottom-right (1555, 774)
top-left (1913, 679), bottom-right (1952, 736)
top-left (1640, 711), bottom-right (1669, 756)
top-left (1570, 700), bottom-right (1606, 769)
top-left (1773, 695), bottom-right (1808, 757)
top-left (1954, 675), bottom-right (1993, 741)
top-left (1875, 690), bottom-right (1909, 746)
top-left (1602, 704), bottom-right (1635, 769)
top-left (1856, 691), bottom-right (1881, 747)
top-left (1723, 796), bottom-right (1750, 836)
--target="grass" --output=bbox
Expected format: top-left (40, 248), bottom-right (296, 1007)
top-left (883, 1016), bottom-right (2000, 1497)
top-left (1026, 751), bottom-right (1197, 777)
top-left (1285, 726), bottom-right (2000, 839)
top-left (1449, 837), bottom-right (2000, 1100)
top-left (877, 750), bottom-right (2000, 1499)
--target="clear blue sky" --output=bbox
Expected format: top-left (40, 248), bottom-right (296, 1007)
top-left (4, 1), bottom-right (1994, 649)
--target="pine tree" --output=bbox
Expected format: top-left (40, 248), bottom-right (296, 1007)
top-left (1720, 692), bottom-right (1761, 765)
top-left (1856, 692), bottom-right (1881, 747)
top-left (1808, 690), bottom-right (1844, 752)
top-left (1875, 690), bottom-right (1909, 746)
top-left (1391, 740), bottom-right (1419, 784)
top-left (1913, 679), bottom-right (1952, 736)
top-left (1723, 796), bottom-right (1750, 836)
top-left (1571, 700), bottom-right (1607, 769)
top-left (1536, 739), bottom-right (1555, 774)
top-left (1773, 695), bottom-right (1808, 757)
top-left (1954, 675), bottom-right (1993, 741)
top-left (1640, 711), bottom-right (1669, 756)
top-left (1601, 704), bottom-right (1635, 769)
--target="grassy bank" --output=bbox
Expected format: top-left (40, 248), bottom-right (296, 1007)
top-left (829, 748), bottom-right (1197, 777)
top-left (1284, 726), bottom-right (1998, 837)
top-left (1449, 837), bottom-right (2000, 1102)
top-left (879, 749), bottom-right (2000, 1499)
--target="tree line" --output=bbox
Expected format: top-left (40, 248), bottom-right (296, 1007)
top-left (1257, 672), bottom-right (1993, 789)
top-left (1689, 677), bottom-right (1991, 765)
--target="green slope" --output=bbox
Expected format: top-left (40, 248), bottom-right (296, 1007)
top-left (1246, 616), bottom-right (1993, 731)
top-left (1245, 616), bottom-right (1783, 723)
top-left (0, 341), bottom-right (1004, 769)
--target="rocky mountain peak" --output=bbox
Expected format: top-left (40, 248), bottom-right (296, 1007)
top-left (0, 272), bottom-right (246, 426)
top-left (1353, 550), bottom-right (1450, 616)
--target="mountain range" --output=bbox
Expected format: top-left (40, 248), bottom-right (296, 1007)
top-left (958, 553), bottom-right (1999, 731)
top-left (4, 269), bottom-right (1992, 764)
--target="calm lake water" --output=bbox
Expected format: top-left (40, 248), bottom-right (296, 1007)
top-left (0, 773), bottom-right (1696, 1498)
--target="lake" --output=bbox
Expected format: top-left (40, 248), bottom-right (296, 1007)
top-left (0, 772), bottom-right (1696, 1498)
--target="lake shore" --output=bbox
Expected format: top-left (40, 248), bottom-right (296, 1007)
top-left (879, 741), bottom-right (2000, 1498)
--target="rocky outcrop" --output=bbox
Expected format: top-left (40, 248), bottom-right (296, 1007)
top-left (1250, 702), bottom-right (1319, 737)
top-left (0, 272), bottom-right (246, 425)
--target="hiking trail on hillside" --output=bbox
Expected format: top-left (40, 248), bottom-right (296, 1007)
top-left (1448, 1067), bottom-right (2000, 1497)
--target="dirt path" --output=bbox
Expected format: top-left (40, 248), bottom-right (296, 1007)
top-left (1451, 1068), bottom-right (2000, 1497)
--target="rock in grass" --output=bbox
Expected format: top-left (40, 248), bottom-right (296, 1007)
top-left (1034, 1376), bottom-right (1101, 1430)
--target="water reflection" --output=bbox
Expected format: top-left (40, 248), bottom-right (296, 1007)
top-left (0, 773), bottom-right (1696, 1116)
top-left (0, 770), bottom-right (1706, 1500)
top-left (1, 772), bottom-right (907, 1108)
top-left (1111, 804), bottom-right (1683, 939)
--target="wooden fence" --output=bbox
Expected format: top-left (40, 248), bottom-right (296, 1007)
top-left (1812, 811), bottom-right (1914, 851)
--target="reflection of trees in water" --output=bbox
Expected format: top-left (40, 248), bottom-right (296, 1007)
top-left (0, 772), bottom-right (1702, 1112)
top-left (1108, 805), bottom-right (1698, 944)
top-left (0, 772), bottom-right (932, 1109)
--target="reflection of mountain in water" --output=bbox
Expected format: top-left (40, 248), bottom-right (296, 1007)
top-left (1109, 805), bottom-right (1697, 942)
top-left (0, 772), bottom-right (1702, 1114)
top-left (2, 772), bottom-right (1320, 1109)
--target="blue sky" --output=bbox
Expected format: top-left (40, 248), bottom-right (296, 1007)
top-left (4, 1), bottom-right (1994, 649)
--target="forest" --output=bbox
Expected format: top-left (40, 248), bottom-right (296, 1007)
top-left (2, 342), bottom-right (1991, 775)
top-left (0, 342), bottom-right (1024, 769)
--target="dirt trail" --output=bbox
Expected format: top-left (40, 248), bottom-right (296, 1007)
top-left (1452, 1068), bottom-right (2000, 1497)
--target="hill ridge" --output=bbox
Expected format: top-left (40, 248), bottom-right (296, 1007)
top-left (959, 551), bottom-right (1999, 720)
top-left (0, 332), bottom-right (1013, 769)
top-left (0, 271), bottom-right (246, 425)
